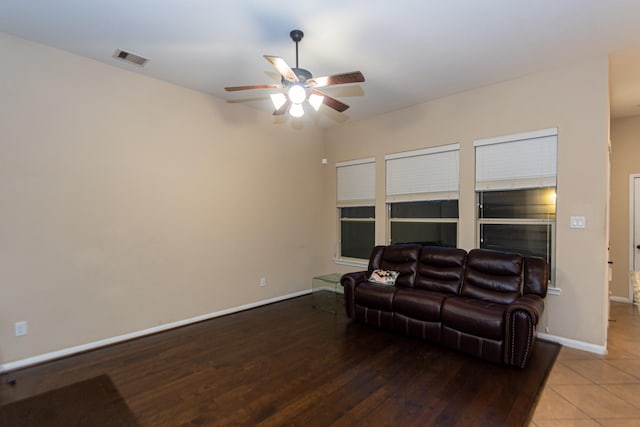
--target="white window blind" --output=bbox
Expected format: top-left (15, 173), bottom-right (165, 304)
top-left (336, 158), bottom-right (375, 204)
top-left (474, 129), bottom-right (557, 191)
top-left (385, 144), bottom-right (460, 202)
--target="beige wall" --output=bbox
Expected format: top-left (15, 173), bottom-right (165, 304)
top-left (0, 30), bottom-right (613, 364)
top-left (610, 115), bottom-right (640, 300)
top-left (321, 57), bottom-right (611, 348)
top-left (0, 33), bottom-right (325, 364)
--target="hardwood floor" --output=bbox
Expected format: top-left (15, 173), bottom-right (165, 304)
top-left (1, 294), bottom-right (556, 426)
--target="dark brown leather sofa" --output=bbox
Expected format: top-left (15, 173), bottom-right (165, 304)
top-left (340, 244), bottom-right (548, 368)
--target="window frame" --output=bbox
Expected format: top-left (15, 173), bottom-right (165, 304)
top-left (335, 158), bottom-right (376, 263)
top-left (477, 208), bottom-right (556, 284)
top-left (387, 201), bottom-right (459, 247)
top-left (337, 205), bottom-right (376, 262)
top-left (474, 129), bottom-right (558, 286)
top-left (385, 144), bottom-right (460, 247)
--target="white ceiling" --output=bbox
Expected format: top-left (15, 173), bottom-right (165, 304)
top-left (2, 1), bottom-right (640, 127)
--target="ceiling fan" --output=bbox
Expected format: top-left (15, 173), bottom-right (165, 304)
top-left (224, 29), bottom-right (365, 118)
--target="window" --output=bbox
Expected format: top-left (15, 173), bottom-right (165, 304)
top-left (474, 129), bottom-right (557, 279)
top-left (339, 206), bottom-right (375, 259)
top-left (389, 200), bottom-right (458, 246)
top-left (478, 188), bottom-right (556, 260)
top-left (336, 158), bottom-right (375, 260)
top-left (386, 145), bottom-right (459, 246)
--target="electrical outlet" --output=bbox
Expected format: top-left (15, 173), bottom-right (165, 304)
top-left (260, 277), bottom-right (267, 287)
top-left (14, 321), bottom-right (28, 337)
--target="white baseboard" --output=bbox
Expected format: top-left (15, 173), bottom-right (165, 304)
top-left (610, 296), bottom-right (632, 303)
top-left (0, 289), bottom-right (312, 373)
top-left (537, 332), bottom-right (607, 355)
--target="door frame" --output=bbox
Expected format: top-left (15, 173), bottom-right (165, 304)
top-left (628, 173), bottom-right (640, 302)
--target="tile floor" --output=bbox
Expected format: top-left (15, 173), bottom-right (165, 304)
top-left (531, 302), bottom-right (640, 426)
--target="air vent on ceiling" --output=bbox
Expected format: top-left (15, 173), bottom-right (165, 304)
top-left (113, 49), bottom-right (149, 67)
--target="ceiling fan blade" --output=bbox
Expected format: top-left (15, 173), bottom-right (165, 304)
top-left (273, 99), bottom-right (291, 116)
top-left (308, 71), bottom-right (365, 88)
top-left (224, 84), bottom-right (282, 92)
top-left (264, 55), bottom-right (299, 83)
top-left (312, 89), bottom-right (349, 112)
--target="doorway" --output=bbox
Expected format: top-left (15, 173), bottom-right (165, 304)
top-left (629, 174), bottom-right (640, 302)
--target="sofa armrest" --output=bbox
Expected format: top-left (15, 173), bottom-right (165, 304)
top-left (506, 294), bottom-right (545, 324)
top-left (340, 271), bottom-right (369, 318)
top-left (505, 294), bottom-right (545, 368)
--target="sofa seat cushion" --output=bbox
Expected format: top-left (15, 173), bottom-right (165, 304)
top-left (354, 282), bottom-right (396, 311)
top-left (441, 297), bottom-right (506, 341)
top-left (393, 289), bottom-right (448, 322)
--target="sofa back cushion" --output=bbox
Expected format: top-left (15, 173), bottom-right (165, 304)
top-left (368, 244), bottom-right (421, 288)
top-left (415, 246), bottom-right (467, 294)
top-left (524, 256), bottom-right (548, 297)
top-left (461, 249), bottom-right (523, 304)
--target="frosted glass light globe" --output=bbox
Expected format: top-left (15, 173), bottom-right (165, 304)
top-left (289, 103), bottom-right (304, 118)
top-left (309, 93), bottom-right (324, 111)
top-left (270, 93), bottom-right (287, 110)
top-left (288, 85), bottom-right (306, 104)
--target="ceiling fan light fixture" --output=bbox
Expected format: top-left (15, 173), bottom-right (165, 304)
top-left (288, 84), bottom-right (306, 104)
top-left (224, 29), bottom-right (365, 120)
top-left (270, 93), bottom-right (287, 110)
top-left (289, 102), bottom-right (304, 118)
top-left (309, 93), bottom-right (324, 111)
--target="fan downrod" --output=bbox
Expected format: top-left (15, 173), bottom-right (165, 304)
top-left (289, 29), bottom-right (304, 69)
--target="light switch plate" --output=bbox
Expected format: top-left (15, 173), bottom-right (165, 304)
top-left (570, 216), bottom-right (586, 229)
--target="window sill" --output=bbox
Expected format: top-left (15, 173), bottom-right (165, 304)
top-left (333, 258), bottom-right (368, 269)
top-left (547, 287), bottom-right (561, 296)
